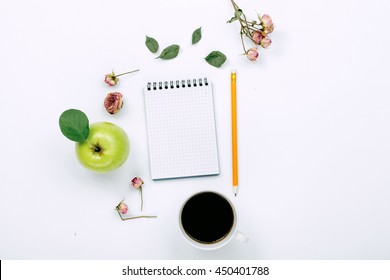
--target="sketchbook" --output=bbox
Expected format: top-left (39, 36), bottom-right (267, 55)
top-left (144, 78), bottom-right (219, 180)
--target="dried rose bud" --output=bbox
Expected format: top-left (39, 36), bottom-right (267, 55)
top-left (261, 14), bottom-right (274, 34)
top-left (104, 69), bottom-right (139, 86)
top-left (131, 177), bottom-right (144, 210)
top-left (247, 48), bottom-right (259, 62)
top-left (252, 31), bottom-right (264, 44)
top-left (104, 92), bottom-right (123, 114)
top-left (116, 201), bottom-right (129, 215)
top-left (104, 72), bottom-right (118, 86)
top-left (131, 177), bottom-right (144, 189)
top-left (260, 37), bottom-right (272, 48)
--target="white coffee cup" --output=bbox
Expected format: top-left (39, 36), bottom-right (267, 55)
top-left (178, 191), bottom-right (248, 250)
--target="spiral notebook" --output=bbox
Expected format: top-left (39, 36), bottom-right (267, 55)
top-left (144, 78), bottom-right (219, 180)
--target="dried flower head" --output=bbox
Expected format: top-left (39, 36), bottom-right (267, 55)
top-left (261, 14), bottom-right (274, 34)
top-left (104, 72), bottom-right (118, 86)
top-left (131, 177), bottom-right (145, 211)
top-left (260, 37), bottom-right (272, 48)
top-left (247, 48), bottom-right (259, 62)
top-left (131, 177), bottom-right (144, 189)
top-left (104, 69), bottom-right (139, 87)
top-left (116, 200), bottom-right (129, 215)
top-left (104, 92), bottom-right (123, 114)
top-left (252, 31), bottom-right (264, 45)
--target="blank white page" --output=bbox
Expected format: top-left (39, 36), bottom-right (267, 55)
top-left (144, 78), bottom-right (219, 180)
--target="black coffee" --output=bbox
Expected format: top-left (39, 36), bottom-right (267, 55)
top-left (181, 192), bottom-right (234, 244)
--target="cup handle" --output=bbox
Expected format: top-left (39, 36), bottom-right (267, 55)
top-left (235, 230), bottom-right (249, 243)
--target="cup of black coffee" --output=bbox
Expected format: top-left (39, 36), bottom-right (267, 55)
top-left (179, 191), bottom-right (248, 250)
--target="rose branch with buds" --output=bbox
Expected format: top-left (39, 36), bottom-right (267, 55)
top-left (104, 69), bottom-right (139, 86)
top-left (115, 200), bottom-right (156, 221)
top-left (227, 0), bottom-right (274, 62)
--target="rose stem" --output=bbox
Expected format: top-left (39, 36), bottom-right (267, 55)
top-left (117, 210), bottom-right (156, 220)
top-left (115, 69), bottom-right (140, 77)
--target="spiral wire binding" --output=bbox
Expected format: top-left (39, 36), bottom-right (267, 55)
top-left (147, 78), bottom-right (208, 91)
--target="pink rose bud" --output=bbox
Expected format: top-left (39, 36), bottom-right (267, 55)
top-left (261, 14), bottom-right (274, 34)
top-left (104, 92), bottom-right (123, 114)
top-left (247, 48), bottom-right (259, 62)
top-left (260, 37), bottom-right (272, 48)
top-left (131, 177), bottom-right (144, 189)
top-left (252, 31), bottom-right (264, 44)
top-left (104, 72), bottom-right (118, 86)
top-left (116, 201), bottom-right (129, 215)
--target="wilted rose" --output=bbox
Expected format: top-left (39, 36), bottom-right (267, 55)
top-left (104, 92), bottom-right (123, 114)
top-left (247, 48), bottom-right (259, 62)
top-left (104, 69), bottom-right (139, 86)
top-left (252, 31), bottom-right (264, 44)
top-left (131, 177), bottom-right (144, 189)
top-left (104, 72), bottom-right (118, 86)
top-left (260, 37), bottom-right (272, 48)
top-left (131, 177), bottom-right (144, 211)
top-left (261, 14), bottom-right (274, 34)
top-left (116, 201), bottom-right (128, 215)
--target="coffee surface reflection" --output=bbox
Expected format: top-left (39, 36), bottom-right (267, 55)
top-left (181, 192), bottom-right (234, 244)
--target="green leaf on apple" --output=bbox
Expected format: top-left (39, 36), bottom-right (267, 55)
top-left (59, 109), bottom-right (90, 142)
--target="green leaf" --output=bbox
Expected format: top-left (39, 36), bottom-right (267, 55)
top-left (145, 36), bottom-right (159, 53)
top-left (157, 44), bottom-right (180, 60)
top-left (204, 51), bottom-right (227, 68)
top-left (192, 27), bottom-right (202, 45)
top-left (59, 109), bottom-right (89, 142)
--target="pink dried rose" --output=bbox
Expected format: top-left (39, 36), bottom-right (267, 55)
top-left (116, 200), bottom-right (129, 215)
top-left (261, 14), bottom-right (274, 34)
top-left (260, 37), bottom-right (272, 48)
top-left (252, 31), bottom-right (264, 44)
top-left (131, 177), bottom-right (144, 189)
top-left (104, 72), bottom-right (118, 86)
top-left (104, 69), bottom-right (139, 87)
top-left (131, 177), bottom-right (144, 211)
top-left (247, 48), bottom-right (259, 62)
top-left (104, 92), bottom-right (123, 114)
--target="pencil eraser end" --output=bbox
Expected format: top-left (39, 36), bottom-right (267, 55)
top-left (231, 69), bottom-right (236, 74)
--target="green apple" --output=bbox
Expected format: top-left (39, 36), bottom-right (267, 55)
top-left (76, 122), bottom-right (129, 173)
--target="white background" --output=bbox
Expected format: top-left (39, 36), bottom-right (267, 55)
top-left (1, 0), bottom-right (390, 259)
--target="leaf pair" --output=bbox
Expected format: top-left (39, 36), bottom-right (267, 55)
top-left (145, 36), bottom-right (180, 60)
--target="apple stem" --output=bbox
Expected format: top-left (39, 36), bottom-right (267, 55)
top-left (94, 146), bottom-right (101, 153)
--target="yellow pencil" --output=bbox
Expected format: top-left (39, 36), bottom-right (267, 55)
top-left (231, 70), bottom-right (238, 196)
